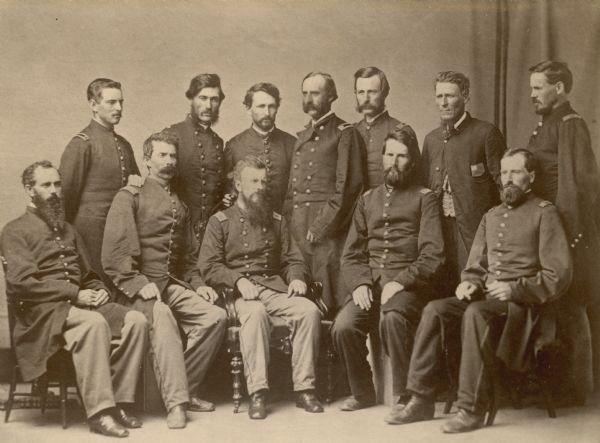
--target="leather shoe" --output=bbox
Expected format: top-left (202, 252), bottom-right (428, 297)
top-left (339, 396), bottom-right (375, 411)
top-left (249, 391), bottom-right (267, 420)
top-left (188, 396), bottom-right (215, 412)
top-left (441, 408), bottom-right (484, 433)
top-left (113, 407), bottom-right (142, 428)
top-left (384, 395), bottom-right (411, 419)
top-left (89, 413), bottom-right (129, 438)
top-left (166, 405), bottom-right (187, 429)
top-left (295, 391), bottom-right (324, 413)
top-left (385, 395), bottom-right (434, 425)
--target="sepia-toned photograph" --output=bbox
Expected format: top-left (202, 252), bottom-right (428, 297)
top-left (1, 1), bottom-right (599, 442)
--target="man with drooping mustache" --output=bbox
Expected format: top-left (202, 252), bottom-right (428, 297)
top-left (223, 83), bottom-right (296, 212)
top-left (389, 149), bottom-right (572, 433)
top-left (331, 129), bottom-right (444, 412)
top-left (59, 78), bottom-right (140, 285)
top-left (353, 66), bottom-right (418, 189)
top-left (166, 74), bottom-right (227, 246)
top-left (199, 156), bottom-right (323, 419)
top-left (102, 131), bottom-right (227, 429)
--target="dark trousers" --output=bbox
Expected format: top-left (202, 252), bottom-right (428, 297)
top-left (331, 289), bottom-right (430, 400)
top-left (441, 216), bottom-right (470, 294)
top-left (406, 297), bottom-right (508, 414)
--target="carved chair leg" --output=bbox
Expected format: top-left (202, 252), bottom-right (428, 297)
top-left (59, 374), bottom-right (68, 429)
top-left (231, 352), bottom-right (243, 413)
top-left (38, 375), bottom-right (49, 414)
top-left (4, 365), bottom-right (18, 423)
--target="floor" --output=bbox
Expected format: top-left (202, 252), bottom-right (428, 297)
top-left (1, 387), bottom-right (599, 443)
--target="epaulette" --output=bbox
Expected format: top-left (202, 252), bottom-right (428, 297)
top-left (538, 200), bottom-right (552, 208)
top-left (487, 205), bottom-right (499, 213)
top-left (419, 188), bottom-right (433, 195)
top-left (73, 132), bottom-right (90, 141)
top-left (362, 189), bottom-right (373, 197)
top-left (215, 211), bottom-right (228, 222)
top-left (396, 122), bottom-right (409, 130)
top-left (121, 184), bottom-right (140, 195)
top-left (337, 122), bottom-right (354, 131)
top-left (272, 212), bottom-right (282, 221)
top-left (562, 113), bottom-right (582, 122)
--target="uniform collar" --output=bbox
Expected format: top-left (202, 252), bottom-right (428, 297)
top-left (90, 118), bottom-right (115, 133)
top-left (364, 109), bottom-right (388, 126)
top-left (541, 100), bottom-right (572, 123)
top-left (251, 124), bottom-right (275, 138)
top-left (145, 176), bottom-right (172, 194)
top-left (311, 110), bottom-right (335, 127)
top-left (441, 112), bottom-right (470, 139)
top-left (187, 113), bottom-right (212, 132)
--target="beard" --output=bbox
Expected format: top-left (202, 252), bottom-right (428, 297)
top-left (33, 193), bottom-right (65, 232)
top-left (243, 190), bottom-right (273, 229)
top-left (384, 164), bottom-right (413, 189)
top-left (501, 184), bottom-right (528, 206)
top-left (532, 100), bottom-right (552, 116)
top-left (255, 116), bottom-right (275, 131)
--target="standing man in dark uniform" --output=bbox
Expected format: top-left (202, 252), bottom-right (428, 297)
top-left (526, 60), bottom-right (600, 403)
top-left (285, 72), bottom-right (364, 310)
top-left (59, 78), bottom-right (140, 281)
top-left (102, 132), bottom-right (227, 429)
top-left (224, 82), bottom-right (295, 212)
top-left (199, 156), bottom-right (323, 420)
top-left (421, 71), bottom-right (506, 295)
top-left (1, 161), bottom-right (148, 437)
top-left (167, 73), bottom-right (227, 244)
top-left (353, 66), bottom-right (418, 189)
top-left (389, 149), bottom-right (572, 433)
top-left (332, 129), bottom-right (444, 411)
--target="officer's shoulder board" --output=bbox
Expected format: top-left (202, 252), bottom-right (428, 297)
top-left (562, 113), bottom-right (582, 123)
top-left (121, 184), bottom-right (140, 196)
top-left (362, 189), bottom-right (373, 197)
top-left (272, 212), bottom-right (282, 221)
top-left (214, 211), bottom-right (228, 222)
top-left (73, 132), bottom-right (90, 142)
top-left (487, 205), bottom-right (500, 213)
top-left (419, 187), bottom-right (433, 195)
top-left (538, 200), bottom-right (553, 208)
top-left (337, 122), bottom-right (354, 131)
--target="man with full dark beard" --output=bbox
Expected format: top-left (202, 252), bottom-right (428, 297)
top-left (390, 149), bottom-right (572, 433)
top-left (199, 156), bottom-right (323, 420)
top-left (102, 132), bottom-right (227, 429)
top-left (166, 74), bottom-right (227, 245)
top-left (1, 161), bottom-right (149, 437)
top-left (331, 129), bottom-right (444, 411)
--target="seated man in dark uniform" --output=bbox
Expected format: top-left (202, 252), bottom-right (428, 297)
top-left (199, 155), bottom-right (323, 420)
top-left (0, 161), bottom-right (148, 438)
top-left (388, 149), bottom-right (572, 433)
top-left (331, 129), bottom-right (444, 411)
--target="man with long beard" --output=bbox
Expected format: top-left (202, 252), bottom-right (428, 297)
top-left (389, 149), bottom-right (572, 433)
top-left (1, 161), bottom-right (149, 437)
top-left (199, 156), bottom-right (323, 420)
top-left (331, 129), bottom-right (444, 411)
top-left (102, 132), bottom-right (227, 429)
top-left (166, 73), bottom-right (227, 245)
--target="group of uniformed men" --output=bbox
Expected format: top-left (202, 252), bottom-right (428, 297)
top-left (1, 61), bottom-right (599, 437)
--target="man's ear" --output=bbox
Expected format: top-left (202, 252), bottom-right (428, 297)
top-left (25, 185), bottom-right (35, 199)
top-left (555, 81), bottom-right (566, 96)
top-left (529, 170), bottom-right (536, 184)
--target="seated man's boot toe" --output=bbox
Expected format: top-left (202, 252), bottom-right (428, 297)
top-left (248, 391), bottom-right (267, 419)
top-left (89, 413), bottom-right (129, 438)
top-left (188, 396), bottom-right (216, 412)
top-left (339, 396), bottom-right (375, 411)
top-left (295, 390), bottom-right (324, 413)
top-left (113, 406), bottom-right (142, 428)
top-left (385, 396), bottom-right (435, 425)
top-left (441, 408), bottom-right (484, 433)
top-left (166, 405), bottom-right (187, 429)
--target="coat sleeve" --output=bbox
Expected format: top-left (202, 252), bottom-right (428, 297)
top-left (393, 192), bottom-right (445, 289)
top-left (101, 190), bottom-right (150, 297)
top-left (340, 195), bottom-right (372, 291)
top-left (509, 206), bottom-right (573, 305)
top-left (461, 215), bottom-right (488, 291)
top-left (59, 137), bottom-right (91, 223)
top-left (74, 229), bottom-right (107, 293)
top-left (484, 126), bottom-right (506, 191)
top-left (0, 227), bottom-right (79, 304)
top-left (309, 127), bottom-right (364, 239)
top-left (181, 206), bottom-right (207, 289)
top-left (279, 216), bottom-right (308, 284)
top-left (198, 215), bottom-right (244, 288)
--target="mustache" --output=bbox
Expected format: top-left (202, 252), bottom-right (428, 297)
top-left (356, 103), bottom-right (378, 112)
top-left (161, 165), bottom-right (176, 175)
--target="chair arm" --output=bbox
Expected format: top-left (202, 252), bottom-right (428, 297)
top-left (221, 287), bottom-right (240, 328)
top-left (304, 281), bottom-right (329, 319)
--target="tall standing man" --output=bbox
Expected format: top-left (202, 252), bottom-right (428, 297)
top-left (286, 72), bottom-right (364, 310)
top-left (167, 74), bottom-right (227, 244)
top-left (59, 78), bottom-right (140, 281)
top-left (224, 82), bottom-right (296, 212)
top-left (421, 71), bottom-right (506, 295)
top-left (527, 60), bottom-right (600, 403)
top-left (353, 66), bottom-right (418, 189)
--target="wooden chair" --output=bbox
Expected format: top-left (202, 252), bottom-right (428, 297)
top-left (2, 259), bottom-right (83, 428)
top-left (222, 282), bottom-right (336, 412)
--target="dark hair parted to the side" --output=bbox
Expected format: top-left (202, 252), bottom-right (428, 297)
top-left (529, 60), bottom-right (573, 93)
top-left (434, 71), bottom-right (470, 98)
top-left (502, 148), bottom-right (538, 174)
top-left (22, 160), bottom-right (56, 188)
top-left (383, 128), bottom-right (421, 167)
top-left (302, 72), bottom-right (338, 102)
top-left (185, 74), bottom-right (225, 101)
top-left (143, 131), bottom-right (180, 161)
top-left (233, 155), bottom-right (267, 183)
top-left (243, 82), bottom-right (281, 108)
top-left (87, 78), bottom-right (122, 102)
top-left (354, 66), bottom-right (390, 98)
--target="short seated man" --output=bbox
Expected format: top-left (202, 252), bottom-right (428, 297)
top-left (389, 148), bottom-right (573, 433)
top-left (331, 129), bottom-right (444, 411)
top-left (199, 155), bottom-right (323, 419)
top-left (1, 161), bottom-right (148, 438)
top-left (102, 132), bottom-right (227, 429)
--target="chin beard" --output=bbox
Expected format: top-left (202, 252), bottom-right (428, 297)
top-left (501, 184), bottom-right (528, 206)
top-left (244, 191), bottom-right (273, 228)
top-left (33, 193), bottom-right (65, 232)
top-left (384, 165), bottom-right (413, 189)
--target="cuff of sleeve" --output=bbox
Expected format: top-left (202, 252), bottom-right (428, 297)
top-left (66, 284), bottom-right (79, 304)
top-left (231, 273), bottom-right (246, 289)
top-left (190, 276), bottom-right (207, 291)
top-left (393, 269), bottom-right (417, 290)
top-left (121, 275), bottom-right (150, 298)
top-left (287, 271), bottom-right (305, 285)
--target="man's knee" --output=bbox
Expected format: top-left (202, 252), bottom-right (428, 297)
top-left (422, 298), bottom-right (455, 320)
top-left (332, 305), bottom-right (358, 341)
top-left (294, 297), bottom-right (321, 323)
top-left (125, 310), bottom-right (149, 332)
top-left (207, 305), bottom-right (227, 327)
top-left (238, 301), bottom-right (269, 324)
top-left (380, 310), bottom-right (406, 331)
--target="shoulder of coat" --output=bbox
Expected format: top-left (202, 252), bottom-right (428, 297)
top-left (562, 113), bottom-right (582, 122)
top-left (214, 211), bottom-right (228, 222)
top-left (121, 184), bottom-right (140, 196)
top-left (337, 122), bottom-right (354, 131)
top-left (419, 187), bottom-right (433, 195)
top-left (538, 200), bottom-right (553, 208)
top-left (73, 132), bottom-right (90, 142)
